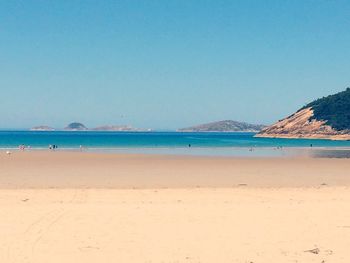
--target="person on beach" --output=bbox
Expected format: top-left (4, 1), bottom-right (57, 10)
top-left (19, 144), bottom-right (25, 151)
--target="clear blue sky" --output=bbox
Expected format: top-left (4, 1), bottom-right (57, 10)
top-left (0, 0), bottom-right (349, 130)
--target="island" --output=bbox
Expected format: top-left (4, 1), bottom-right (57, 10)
top-left (64, 122), bottom-right (88, 131)
top-left (30, 126), bottom-right (55, 131)
top-left (61, 122), bottom-right (151, 132)
top-left (178, 120), bottom-right (266, 132)
top-left (256, 88), bottom-right (350, 140)
top-left (92, 125), bottom-right (152, 132)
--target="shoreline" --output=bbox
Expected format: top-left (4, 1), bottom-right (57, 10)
top-left (2, 146), bottom-right (350, 159)
top-left (255, 133), bottom-right (350, 141)
top-left (1, 151), bottom-right (350, 189)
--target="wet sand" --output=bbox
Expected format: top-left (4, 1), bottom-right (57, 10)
top-left (1, 151), bottom-right (350, 188)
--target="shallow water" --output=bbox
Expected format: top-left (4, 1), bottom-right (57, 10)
top-left (1, 131), bottom-right (350, 148)
top-left (81, 147), bottom-right (350, 158)
top-left (1, 131), bottom-right (349, 158)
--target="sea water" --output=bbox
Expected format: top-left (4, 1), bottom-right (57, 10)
top-left (0, 131), bottom-right (350, 157)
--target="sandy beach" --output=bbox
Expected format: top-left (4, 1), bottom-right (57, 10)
top-left (1, 151), bottom-right (350, 262)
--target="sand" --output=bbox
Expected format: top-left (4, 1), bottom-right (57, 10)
top-left (1, 151), bottom-right (350, 188)
top-left (0, 151), bottom-right (350, 262)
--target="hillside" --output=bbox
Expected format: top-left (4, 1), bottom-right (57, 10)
top-left (179, 120), bottom-right (266, 132)
top-left (304, 88), bottom-right (350, 131)
top-left (256, 88), bottom-right (350, 140)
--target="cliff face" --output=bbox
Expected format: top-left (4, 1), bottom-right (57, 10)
top-left (257, 88), bottom-right (350, 140)
top-left (256, 107), bottom-right (350, 140)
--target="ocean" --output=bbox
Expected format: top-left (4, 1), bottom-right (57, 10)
top-left (1, 131), bottom-right (350, 157)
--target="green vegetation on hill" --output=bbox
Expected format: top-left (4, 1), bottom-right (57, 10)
top-left (304, 88), bottom-right (350, 131)
top-left (65, 122), bottom-right (87, 130)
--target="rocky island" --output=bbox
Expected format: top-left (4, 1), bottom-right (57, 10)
top-left (64, 122), bottom-right (88, 131)
top-left (92, 125), bottom-right (152, 132)
top-left (256, 88), bottom-right (350, 140)
top-left (30, 126), bottom-right (55, 131)
top-left (61, 122), bottom-right (151, 132)
top-left (179, 120), bottom-right (266, 132)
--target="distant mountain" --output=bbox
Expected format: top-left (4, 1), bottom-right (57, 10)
top-left (64, 122), bottom-right (88, 131)
top-left (256, 88), bottom-right (350, 140)
top-left (61, 123), bottom-right (151, 132)
top-left (179, 120), bottom-right (266, 132)
top-left (92, 125), bottom-right (132, 131)
top-left (30, 126), bottom-right (55, 131)
top-left (92, 125), bottom-right (152, 132)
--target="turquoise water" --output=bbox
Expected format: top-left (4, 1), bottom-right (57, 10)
top-left (0, 131), bottom-right (350, 149)
top-left (1, 131), bottom-right (350, 157)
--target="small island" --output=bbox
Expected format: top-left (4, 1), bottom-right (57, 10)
top-left (28, 122), bottom-right (152, 132)
top-left (64, 122), bottom-right (88, 131)
top-left (30, 126), bottom-right (55, 131)
top-left (92, 125), bottom-right (152, 132)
